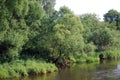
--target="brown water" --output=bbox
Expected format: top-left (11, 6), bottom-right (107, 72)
top-left (5, 60), bottom-right (120, 80)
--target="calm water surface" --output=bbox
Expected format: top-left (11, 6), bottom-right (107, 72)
top-left (5, 60), bottom-right (120, 80)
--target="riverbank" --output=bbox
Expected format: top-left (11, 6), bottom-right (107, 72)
top-left (102, 50), bottom-right (120, 59)
top-left (0, 57), bottom-right (99, 79)
top-left (73, 50), bottom-right (120, 64)
top-left (1, 50), bottom-right (120, 79)
top-left (0, 59), bottom-right (58, 79)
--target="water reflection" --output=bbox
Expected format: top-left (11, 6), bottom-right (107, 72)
top-left (3, 60), bottom-right (120, 80)
top-left (94, 61), bottom-right (120, 80)
top-left (21, 72), bottom-right (58, 80)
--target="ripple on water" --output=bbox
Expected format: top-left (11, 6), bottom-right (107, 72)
top-left (94, 67), bottom-right (120, 80)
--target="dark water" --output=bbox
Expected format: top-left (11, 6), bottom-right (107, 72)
top-left (5, 60), bottom-right (120, 80)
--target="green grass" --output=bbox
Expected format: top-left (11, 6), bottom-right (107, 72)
top-left (86, 57), bottom-right (99, 63)
top-left (75, 52), bottom-right (99, 63)
top-left (82, 50), bottom-right (120, 63)
top-left (0, 59), bottom-right (58, 79)
top-left (25, 59), bottom-right (58, 75)
top-left (1, 50), bottom-right (120, 79)
top-left (102, 50), bottom-right (120, 59)
top-left (75, 57), bottom-right (99, 63)
top-left (76, 58), bottom-right (86, 63)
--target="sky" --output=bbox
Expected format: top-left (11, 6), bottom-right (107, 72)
top-left (55, 0), bottom-right (120, 20)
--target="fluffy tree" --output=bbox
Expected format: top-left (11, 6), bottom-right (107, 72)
top-left (90, 28), bottom-right (115, 51)
top-left (104, 9), bottom-right (120, 29)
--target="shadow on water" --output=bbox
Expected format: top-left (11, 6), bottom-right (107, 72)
top-left (2, 60), bottom-right (120, 80)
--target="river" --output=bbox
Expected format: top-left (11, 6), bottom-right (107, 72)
top-left (5, 60), bottom-right (120, 80)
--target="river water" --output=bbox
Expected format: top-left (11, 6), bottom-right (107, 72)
top-left (6, 60), bottom-right (120, 80)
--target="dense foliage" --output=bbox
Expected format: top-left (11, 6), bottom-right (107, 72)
top-left (0, 0), bottom-right (120, 78)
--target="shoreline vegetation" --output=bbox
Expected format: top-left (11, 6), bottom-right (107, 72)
top-left (1, 50), bottom-right (120, 79)
top-left (1, 0), bottom-right (120, 79)
top-left (0, 59), bottom-right (58, 79)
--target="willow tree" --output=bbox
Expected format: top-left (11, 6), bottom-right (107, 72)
top-left (35, 6), bottom-right (84, 63)
top-left (20, 0), bottom-right (45, 59)
top-left (25, 0), bottom-right (44, 38)
top-left (80, 14), bottom-right (100, 42)
top-left (0, 0), bottom-right (29, 62)
top-left (90, 28), bottom-right (115, 51)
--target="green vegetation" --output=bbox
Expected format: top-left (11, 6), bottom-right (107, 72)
top-left (102, 50), bottom-right (120, 59)
top-left (1, 0), bottom-right (120, 79)
top-left (0, 60), bottom-right (57, 78)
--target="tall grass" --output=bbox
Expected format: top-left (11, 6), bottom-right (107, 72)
top-left (25, 59), bottom-right (58, 75)
top-left (102, 50), bottom-right (120, 59)
top-left (86, 57), bottom-right (99, 63)
top-left (74, 52), bottom-right (99, 63)
top-left (0, 59), bottom-right (58, 79)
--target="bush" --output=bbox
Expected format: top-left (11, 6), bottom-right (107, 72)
top-left (86, 57), bottom-right (99, 63)
top-left (0, 66), bottom-right (9, 78)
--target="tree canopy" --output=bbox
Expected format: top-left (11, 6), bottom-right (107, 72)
top-left (0, 0), bottom-right (120, 65)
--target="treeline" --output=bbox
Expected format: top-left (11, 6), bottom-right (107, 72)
top-left (0, 0), bottom-right (120, 65)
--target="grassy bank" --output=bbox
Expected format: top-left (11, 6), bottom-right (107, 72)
top-left (76, 50), bottom-right (120, 63)
top-left (75, 57), bottom-right (99, 63)
top-left (0, 59), bottom-right (58, 79)
top-left (1, 50), bottom-right (120, 79)
top-left (75, 50), bottom-right (120, 64)
top-left (75, 52), bottom-right (99, 63)
top-left (102, 50), bottom-right (120, 59)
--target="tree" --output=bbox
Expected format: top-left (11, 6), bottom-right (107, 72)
top-left (25, 0), bottom-right (44, 38)
top-left (0, 0), bottom-right (29, 62)
top-left (90, 28), bottom-right (115, 51)
top-left (80, 13), bottom-right (100, 43)
top-left (58, 6), bottom-right (74, 17)
top-left (20, 0), bottom-right (45, 59)
top-left (26, 6), bottom-right (84, 63)
top-left (104, 9), bottom-right (119, 22)
top-left (36, 12), bottom-right (84, 63)
top-left (5, 0), bottom-right (29, 18)
top-left (52, 8), bottom-right (84, 61)
top-left (104, 9), bottom-right (120, 29)
top-left (39, 0), bottom-right (56, 16)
